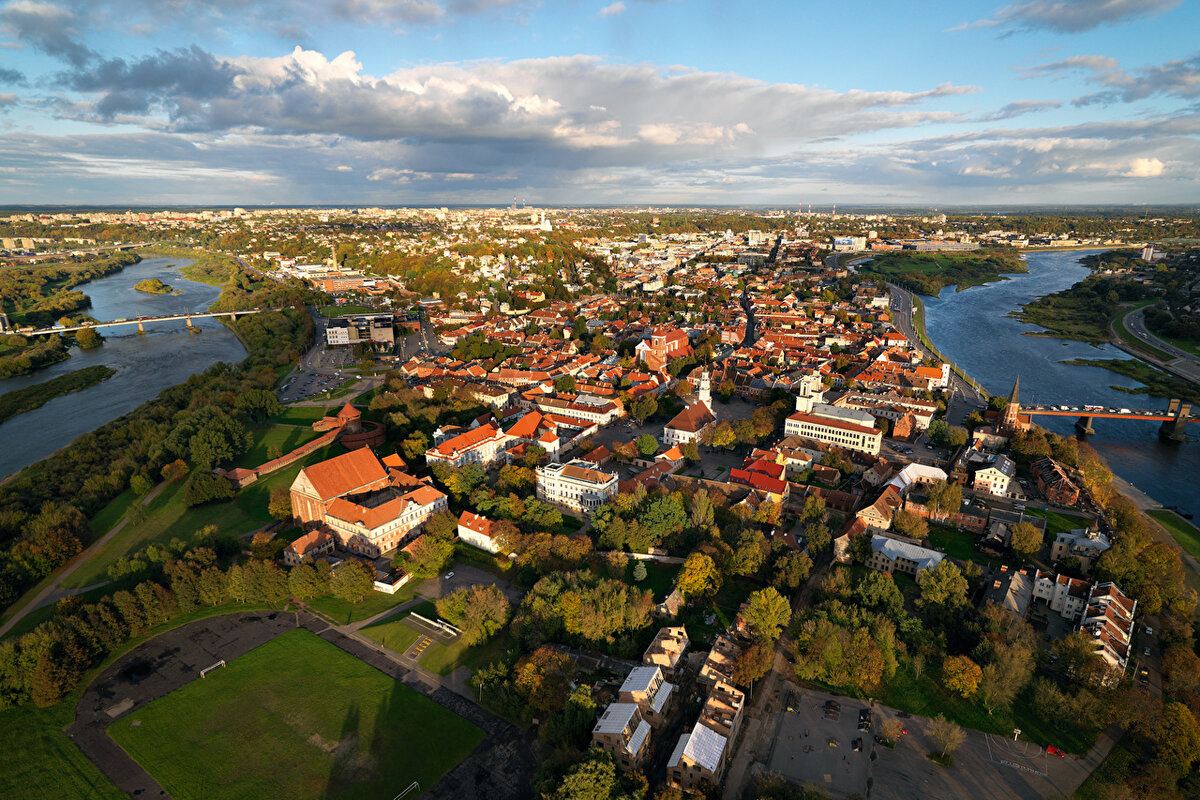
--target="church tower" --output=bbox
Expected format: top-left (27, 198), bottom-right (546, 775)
top-left (1001, 376), bottom-right (1021, 432)
top-left (794, 372), bottom-right (825, 414)
top-left (698, 368), bottom-right (712, 412)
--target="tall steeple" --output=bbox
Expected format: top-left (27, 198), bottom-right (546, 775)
top-left (1001, 375), bottom-right (1021, 432)
top-left (698, 368), bottom-right (712, 412)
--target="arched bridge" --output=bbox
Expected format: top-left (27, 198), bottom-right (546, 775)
top-left (15, 307), bottom-right (283, 335)
top-left (1024, 400), bottom-right (1195, 442)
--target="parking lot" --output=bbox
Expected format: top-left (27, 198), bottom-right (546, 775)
top-left (766, 687), bottom-right (1094, 800)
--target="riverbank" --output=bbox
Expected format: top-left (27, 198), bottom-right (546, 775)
top-left (1061, 358), bottom-right (1200, 406)
top-left (860, 249), bottom-right (1027, 296)
top-left (138, 246), bottom-right (238, 286)
top-left (0, 365), bottom-right (117, 425)
top-left (905, 291), bottom-right (989, 398)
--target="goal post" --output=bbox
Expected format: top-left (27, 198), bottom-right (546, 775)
top-left (393, 781), bottom-right (420, 800)
top-left (200, 660), bottom-right (226, 678)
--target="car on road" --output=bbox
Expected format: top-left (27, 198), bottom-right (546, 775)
top-left (1145, 625), bottom-right (1154, 635)
top-left (1144, 646), bottom-right (1152, 656)
top-left (857, 709), bottom-right (872, 732)
top-left (1139, 667), bottom-right (1150, 684)
top-left (1047, 745), bottom-right (1066, 758)
top-left (443, 571), bottom-right (455, 581)
top-left (852, 738), bottom-right (863, 752)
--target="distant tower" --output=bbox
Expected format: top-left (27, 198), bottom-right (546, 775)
top-left (794, 372), bottom-right (825, 414)
top-left (698, 368), bottom-right (712, 411)
top-left (1001, 376), bottom-right (1021, 432)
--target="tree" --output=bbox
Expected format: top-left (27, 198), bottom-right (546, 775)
top-left (402, 533), bottom-right (455, 577)
top-left (635, 434), bottom-right (659, 458)
top-left (879, 717), bottom-right (904, 743)
top-left (235, 388), bottom-right (281, 422)
top-left (1009, 521), bottom-right (1043, 560)
top-left (977, 645), bottom-right (1035, 714)
top-left (268, 487), bottom-right (293, 521)
top-left (436, 584), bottom-right (512, 646)
top-left (630, 396), bottom-right (658, 423)
top-left (726, 529), bottom-right (763, 576)
top-left (551, 750), bottom-right (624, 800)
top-left (928, 714), bottom-right (965, 758)
top-left (160, 459), bottom-right (188, 483)
top-left (710, 421), bottom-right (736, 449)
top-left (631, 561), bottom-right (647, 582)
top-left (771, 551), bottom-right (812, 590)
top-left (741, 587), bottom-right (791, 642)
top-left (554, 374), bottom-right (576, 394)
top-left (1155, 701), bottom-right (1200, 776)
top-left (942, 655), bottom-right (982, 698)
top-left (287, 562), bottom-right (324, 599)
top-left (183, 472), bottom-right (235, 507)
top-left (514, 646), bottom-right (575, 714)
top-left (801, 495), bottom-right (826, 524)
top-left (129, 474), bottom-right (153, 497)
top-left (74, 327), bottom-right (103, 350)
top-left (805, 523), bottom-right (831, 554)
top-left (854, 571), bottom-right (904, 617)
top-left (892, 509), bottom-right (929, 539)
top-left (925, 480), bottom-right (963, 517)
top-left (330, 560), bottom-right (374, 603)
top-left (733, 642), bottom-right (774, 686)
top-left (918, 561), bottom-right (968, 609)
top-left (676, 552), bottom-right (721, 598)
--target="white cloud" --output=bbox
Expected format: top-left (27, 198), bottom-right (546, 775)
top-left (598, 1), bottom-right (624, 17)
top-left (1124, 157), bottom-right (1164, 176)
top-left (954, 0), bottom-right (1180, 34)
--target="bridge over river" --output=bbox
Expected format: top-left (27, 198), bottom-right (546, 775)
top-left (1023, 399), bottom-right (1195, 441)
top-left (3, 307), bottom-right (281, 335)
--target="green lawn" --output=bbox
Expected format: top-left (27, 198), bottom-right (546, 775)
top-left (421, 630), bottom-right (516, 676)
top-left (0, 602), bottom-right (271, 800)
top-left (1148, 509), bottom-right (1200, 561)
top-left (0, 701), bottom-right (124, 800)
top-left (926, 525), bottom-right (1001, 568)
top-left (2, 584), bottom-right (112, 641)
top-left (108, 629), bottom-right (483, 800)
top-left (319, 304), bottom-right (374, 317)
top-left (235, 423), bottom-right (323, 469)
top-left (1023, 507), bottom-right (1091, 536)
top-left (270, 405), bottom-right (338, 425)
top-left (624, 559), bottom-right (681, 600)
top-left (306, 583), bottom-right (418, 625)
top-left (360, 615), bottom-right (423, 654)
top-left (68, 444), bottom-right (347, 590)
top-left (1113, 305), bottom-right (1173, 361)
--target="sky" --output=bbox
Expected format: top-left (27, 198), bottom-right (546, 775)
top-left (0, 0), bottom-right (1198, 206)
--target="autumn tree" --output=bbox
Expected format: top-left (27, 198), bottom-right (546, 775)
top-left (892, 509), bottom-right (929, 539)
top-left (928, 714), bottom-right (965, 758)
top-left (771, 551), bottom-right (812, 590)
top-left (514, 646), bottom-right (575, 714)
top-left (268, 487), bottom-right (293, 520)
top-left (436, 584), bottom-right (512, 646)
top-left (676, 552), bottom-right (721, 599)
top-left (918, 561), bottom-right (968, 609)
top-left (942, 655), bottom-right (982, 698)
top-left (733, 642), bottom-right (774, 686)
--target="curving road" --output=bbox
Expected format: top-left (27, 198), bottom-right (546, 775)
top-left (1120, 306), bottom-right (1200, 384)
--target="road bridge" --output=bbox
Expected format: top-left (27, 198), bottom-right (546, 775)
top-left (1023, 400), bottom-right (1195, 441)
top-left (18, 307), bottom-right (280, 335)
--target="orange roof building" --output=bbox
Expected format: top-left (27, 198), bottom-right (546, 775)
top-left (289, 447), bottom-right (391, 525)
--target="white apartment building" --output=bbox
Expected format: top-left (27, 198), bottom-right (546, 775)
top-left (424, 423), bottom-right (509, 468)
top-left (973, 454), bottom-right (1016, 496)
top-left (784, 411), bottom-right (882, 455)
top-left (1032, 570), bottom-right (1092, 622)
top-left (536, 459), bottom-right (618, 513)
top-left (323, 484), bottom-right (448, 558)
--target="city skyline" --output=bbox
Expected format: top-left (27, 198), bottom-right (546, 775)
top-left (0, 0), bottom-right (1198, 205)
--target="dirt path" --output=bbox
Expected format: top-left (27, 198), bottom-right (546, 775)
top-left (0, 481), bottom-right (168, 638)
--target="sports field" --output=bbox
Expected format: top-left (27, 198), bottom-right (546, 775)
top-left (108, 629), bottom-right (483, 800)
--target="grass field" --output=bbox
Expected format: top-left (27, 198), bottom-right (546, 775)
top-left (361, 604), bottom-right (516, 676)
top-left (271, 405), bottom-right (338, 425)
top-left (1148, 509), bottom-right (1200, 561)
top-left (926, 525), bottom-right (1001, 568)
top-left (108, 629), bottom-right (483, 800)
top-left (306, 583), bottom-right (419, 625)
top-left (235, 423), bottom-right (323, 469)
top-left (1023, 507), bottom-right (1092, 536)
top-left (0, 602), bottom-right (271, 800)
top-left (360, 614), bottom-right (423, 654)
top-left (67, 444), bottom-right (347, 589)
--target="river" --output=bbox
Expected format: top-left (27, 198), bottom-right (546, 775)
top-left (921, 248), bottom-right (1199, 516)
top-left (0, 256), bottom-right (246, 479)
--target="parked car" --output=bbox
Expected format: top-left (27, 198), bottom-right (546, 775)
top-left (852, 738), bottom-right (863, 752)
top-left (858, 709), bottom-right (872, 732)
top-left (1144, 647), bottom-right (1152, 656)
top-left (1047, 745), bottom-right (1066, 758)
top-left (443, 571), bottom-right (455, 580)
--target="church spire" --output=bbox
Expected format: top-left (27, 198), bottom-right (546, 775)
top-left (1008, 375), bottom-right (1020, 407)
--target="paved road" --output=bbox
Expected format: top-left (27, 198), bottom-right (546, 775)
top-left (1120, 306), bottom-right (1200, 383)
top-left (888, 284), bottom-right (986, 403)
top-left (0, 481), bottom-right (168, 638)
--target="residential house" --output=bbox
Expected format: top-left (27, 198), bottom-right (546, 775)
top-left (593, 703), bottom-right (652, 770)
top-left (282, 529), bottom-right (334, 566)
top-left (666, 723), bottom-right (729, 791)
top-left (457, 510), bottom-right (500, 554)
top-left (618, 665), bottom-right (676, 727)
top-left (1050, 528), bottom-right (1111, 573)
top-left (643, 627), bottom-right (689, 678)
top-left (865, 533), bottom-right (944, 577)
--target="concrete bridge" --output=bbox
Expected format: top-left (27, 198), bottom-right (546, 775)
top-left (18, 307), bottom-right (281, 335)
top-left (1024, 400), bottom-right (1196, 441)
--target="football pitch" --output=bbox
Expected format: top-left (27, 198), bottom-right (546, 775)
top-left (107, 629), bottom-right (484, 800)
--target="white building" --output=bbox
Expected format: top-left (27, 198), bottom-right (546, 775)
top-left (424, 423), bottom-right (509, 468)
top-left (457, 511), bottom-right (500, 554)
top-left (784, 410), bottom-right (882, 455)
top-left (973, 454), bottom-right (1016, 496)
top-left (865, 534), bottom-right (944, 577)
top-left (536, 459), bottom-right (618, 513)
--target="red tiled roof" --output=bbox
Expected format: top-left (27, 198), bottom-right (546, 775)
top-left (301, 448), bottom-right (388, 501)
